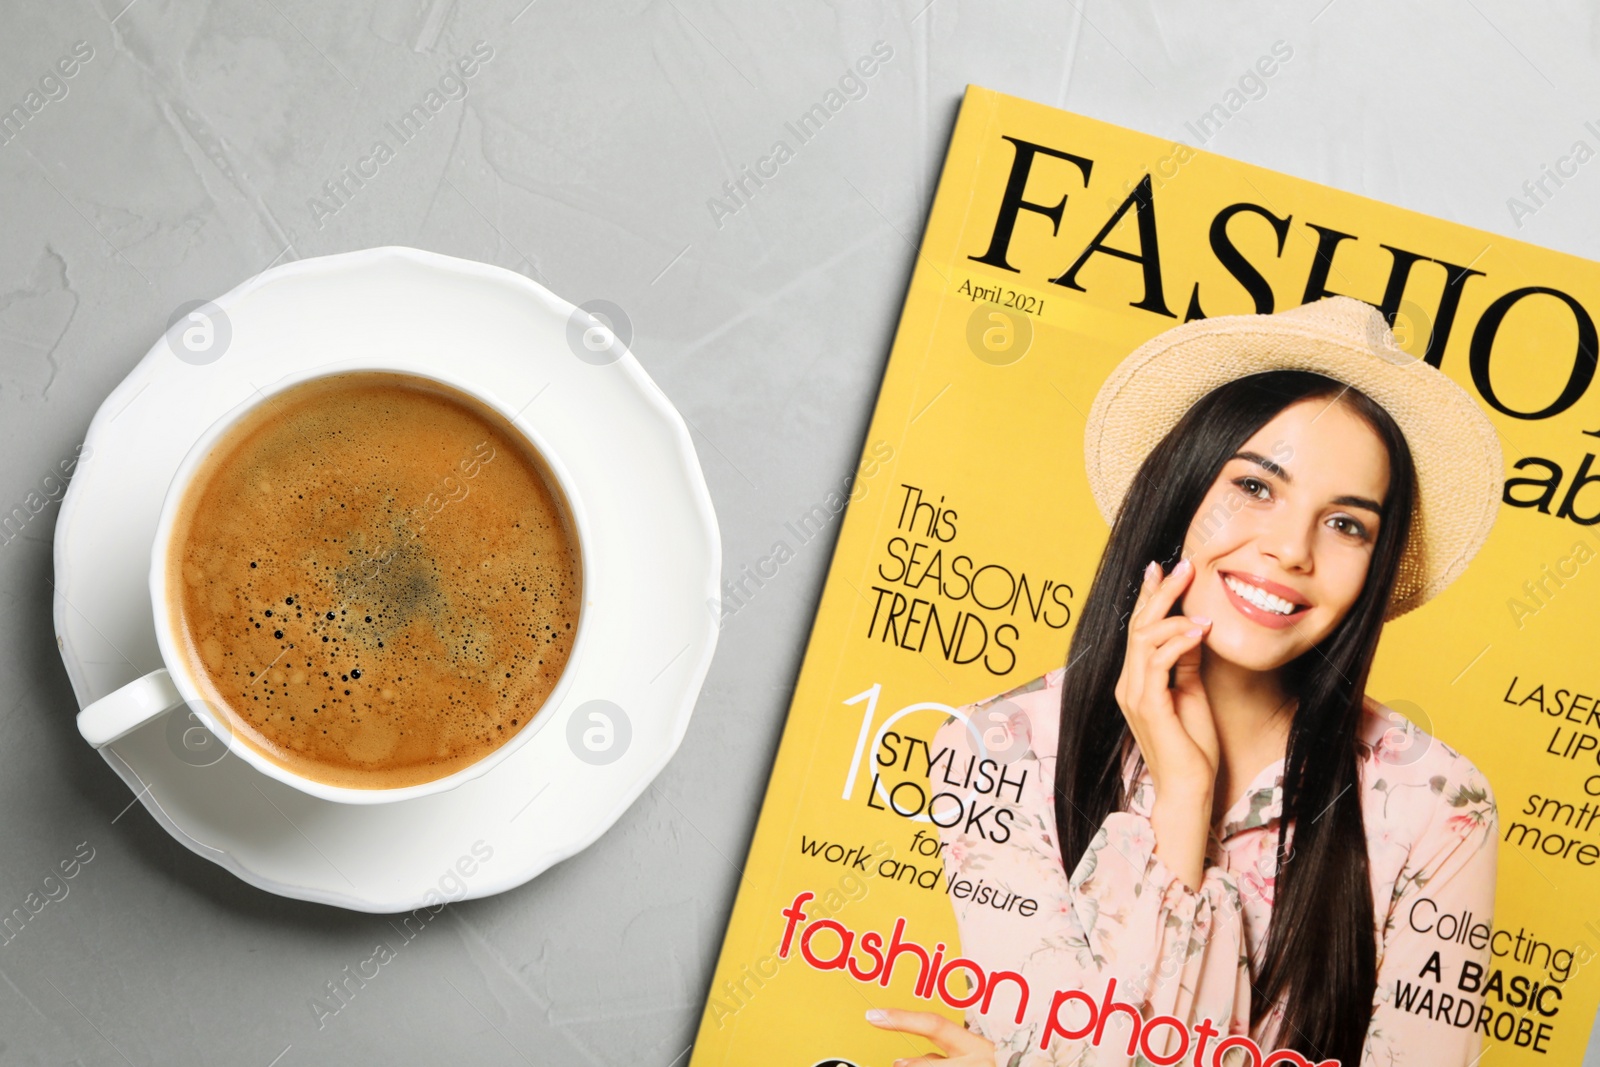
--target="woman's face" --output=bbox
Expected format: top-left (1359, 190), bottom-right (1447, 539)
top-left (1178, 395), bottom-right (1392, 673)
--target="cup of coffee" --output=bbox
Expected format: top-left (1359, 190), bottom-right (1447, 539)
top-left (77, 363), bottom-right (590, 804)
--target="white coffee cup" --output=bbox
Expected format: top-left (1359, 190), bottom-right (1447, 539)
top-left (76, 360), bottom-right (592, 805)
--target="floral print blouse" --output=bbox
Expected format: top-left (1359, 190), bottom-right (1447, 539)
top-left (934, 666), bottom-right (1498, 1066)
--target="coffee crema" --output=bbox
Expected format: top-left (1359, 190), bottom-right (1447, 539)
top-left (168, 372), bottom-right (581, 789)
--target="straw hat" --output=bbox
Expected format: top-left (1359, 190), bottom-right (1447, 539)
top-left (1083, 296), bottom-right (1503, 620)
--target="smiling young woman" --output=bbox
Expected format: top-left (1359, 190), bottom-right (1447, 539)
top-left (870, 298), bottom-right (1504, 1067)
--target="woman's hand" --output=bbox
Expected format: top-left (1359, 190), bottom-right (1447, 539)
top-left (1115, 557), bottom-right (1218, 890)
top-left (866, 1008), bottom-right (996, 1066)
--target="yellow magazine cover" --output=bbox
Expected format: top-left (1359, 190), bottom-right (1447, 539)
top-left (692, 84), bottom-right (1600, 1066)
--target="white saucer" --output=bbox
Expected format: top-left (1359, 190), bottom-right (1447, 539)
top-left (53, 247), bottom-right (720, 913)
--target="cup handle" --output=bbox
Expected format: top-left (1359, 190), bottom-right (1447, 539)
top-left (77, 669), bottom-right (184, 747)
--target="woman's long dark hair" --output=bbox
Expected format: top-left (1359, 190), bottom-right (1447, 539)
top-left (1055, 370), bottom-right (1416, 1065)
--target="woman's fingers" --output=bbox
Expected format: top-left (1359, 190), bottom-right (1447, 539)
top-left (1146, 617), bottom-right (1210, 673)
top-left (1134, 621), bottom-right (1208, 734)
top-left (866, 1009), bottom-right (992, 1055)
top-left (1129, 559), bottom-right (1159, 622)
top-left (1124, 615), bottom-right (1210, 749)
top-left (1126, 614), bottom-right (1211, 669)
top-left (1120, 614), bottom-right (1207, 727)
top-left (1134, 556), bottom-right (1195, 628)
top-left (1116, 558), bottom-right (1217, 791)
top-left (1170, 627), bottom-right (1207, 694)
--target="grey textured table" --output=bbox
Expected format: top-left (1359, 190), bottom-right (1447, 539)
top-left (3, 1), bottom-right (1599, 1064)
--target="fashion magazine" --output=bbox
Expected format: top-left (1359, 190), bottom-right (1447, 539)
top-left (692, 84), bottom-right (1600, 1067)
